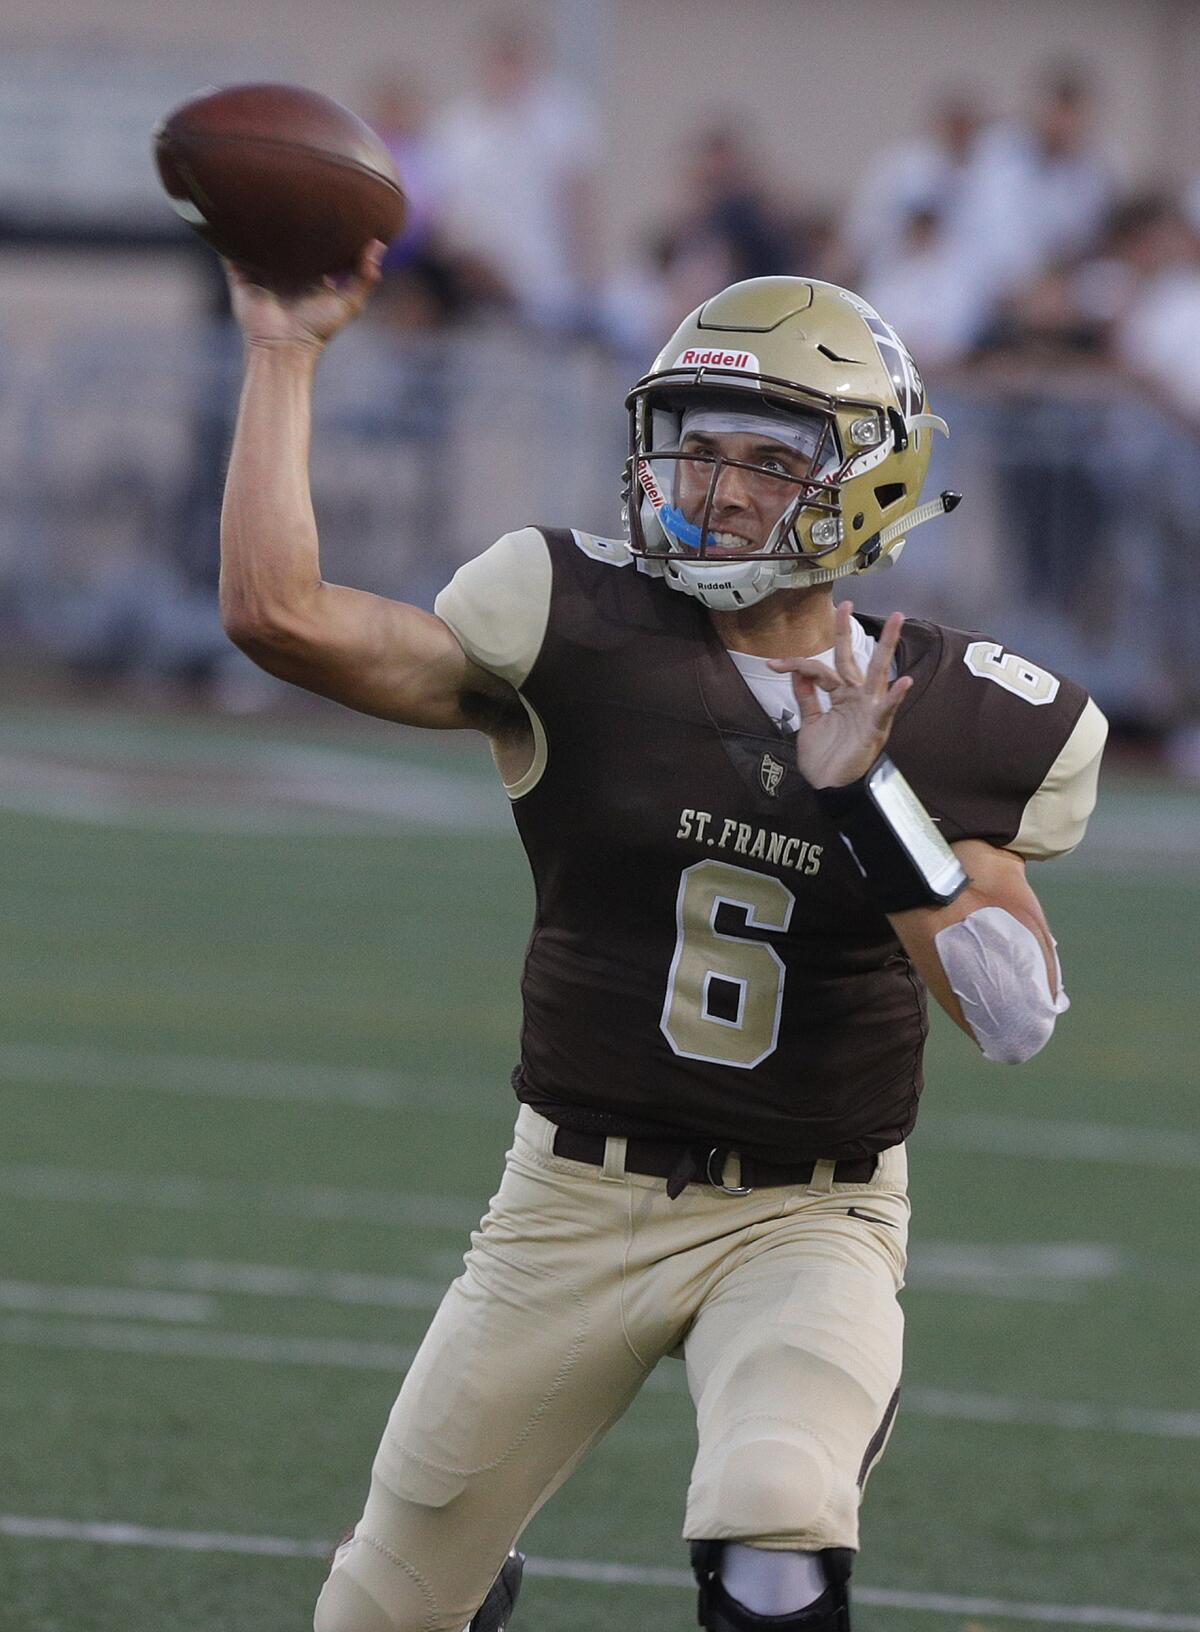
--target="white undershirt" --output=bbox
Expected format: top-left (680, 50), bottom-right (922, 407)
top-left (727, 620), bottom-right (878, 735)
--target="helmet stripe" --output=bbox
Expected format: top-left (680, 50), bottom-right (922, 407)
top-left (863, 315), bottom-right (926, 419)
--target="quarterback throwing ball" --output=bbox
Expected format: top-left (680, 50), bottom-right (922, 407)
top-left (221, 247), bottom-right (1105, 1632)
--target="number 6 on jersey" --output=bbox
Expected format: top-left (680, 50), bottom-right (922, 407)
top-left (964, 640), bottom-right (1060, 705)
top-left (661, 859), bottom-right (795, 1068)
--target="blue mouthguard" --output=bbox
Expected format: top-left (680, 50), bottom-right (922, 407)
top-left (659, 505), bottom-right (716, 553)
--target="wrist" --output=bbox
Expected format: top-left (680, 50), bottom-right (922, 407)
top-left (811, 753), bottom-right (967, 912)
top-left (808, 767), bottom-right (870, 798)
top-left (244, 334), bottom-right (324, 366)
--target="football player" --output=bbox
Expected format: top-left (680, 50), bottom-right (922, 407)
top-left (220, 245), bottom-right (1106, 1632)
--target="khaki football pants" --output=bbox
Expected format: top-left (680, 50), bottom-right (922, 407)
top-left (314, 1105), bottom-right (908, 1632)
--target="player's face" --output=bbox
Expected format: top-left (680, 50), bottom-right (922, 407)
top-left (675, 431), bottom-right (813, 555)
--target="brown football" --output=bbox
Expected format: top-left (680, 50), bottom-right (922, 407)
top-left (153, 83), bottom-right (407, 287)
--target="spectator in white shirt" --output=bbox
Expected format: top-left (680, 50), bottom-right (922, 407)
top-left (428, 20), bottom-right (601, 330)
top-left (860, 204), bottom-right (991, 369)
top-left (955, 66), bottom-right (1116, 307)
top-left (1111, 200), bottom-right (1200, 422)
top-left (837, 91), bottom-right (985, 288)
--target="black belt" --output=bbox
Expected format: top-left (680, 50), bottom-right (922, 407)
top-left (551, 1125), bottom-right (878, 1199)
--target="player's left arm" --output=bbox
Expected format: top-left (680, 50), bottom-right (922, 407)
top-left (774, 600), bottom-right (1099, 1065)
top-left (887, 840), bottom-right (1065, 1062)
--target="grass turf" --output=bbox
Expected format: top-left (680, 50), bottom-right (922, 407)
top-left (0, 704), bottom-right (1196, 1631)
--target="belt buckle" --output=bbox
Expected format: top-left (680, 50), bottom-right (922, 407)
top-left (706, 1146), bottom-right (753, 1196)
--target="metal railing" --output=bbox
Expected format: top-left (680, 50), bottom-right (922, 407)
top-left (1, 316), bottom-right (1196, 724)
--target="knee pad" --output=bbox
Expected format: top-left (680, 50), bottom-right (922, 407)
top-left (691, 1542), bottom-right (853, 1632)
top-left (714, 1433), bottom-right (836, 1541)
top-left (313, 1565), bottom-right (398, 1632)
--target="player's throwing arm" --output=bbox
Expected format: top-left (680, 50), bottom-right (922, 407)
top-left (218, 246), bottom-right (531, 765)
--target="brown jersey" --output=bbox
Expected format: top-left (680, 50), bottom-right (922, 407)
top-left (435, 527), bottom-right (1106, 1161)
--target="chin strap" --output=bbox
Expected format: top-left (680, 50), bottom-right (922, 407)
top-left (637, 489), bottom-right (962, 595)
top-left (876, 488), bottom-right (961, 553)
top-left (774, 491), bottom-right (962, 590)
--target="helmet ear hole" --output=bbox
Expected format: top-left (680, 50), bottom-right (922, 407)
top-left (874, 482), bottom-right (906, 509)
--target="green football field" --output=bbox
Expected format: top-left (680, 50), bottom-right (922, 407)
top-left (0, 700), bottom-right (1197, 1632)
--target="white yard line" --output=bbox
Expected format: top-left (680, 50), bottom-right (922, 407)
top-left (0, 1516), bottom-right (1196, 1629)
top-left (0, 779), bottom-right (346, 837)
top-left (905, 1388), bottom-right (1200, 1441)
top-left (0, 1164), bottom-right (482, 1232)
top-left (128, 1258), bottom-right (448, 1310)
top-left (126, 1246), bottom-right (1121, 1311)
top-left (0, 1281), bottom-right (213, 1323)
top-left (257, 747), bottom-right (508, 831)
top-left (0, 1042), bottom-right (500, 1115)
top-left (0, 1514), bottom-right (326, 1558)
top-left (905, 1241), bottom-right (1126, 1301)
top-left (853, 1587), bottom-right (1200, 1630)
top-left (0, 1315), bottom-right (418, 1373)
top-left (0, 1145), bottom-right (1183, 1275)
top-left (2, 1312), bottom-right (1198, 1442)
top-left (919, 1115), bottom-right (1200, 1170)
top-left (3, 1040), bottom-right (1198, 1169)
top-left (0, 735), bottom-right (1196, 866)
top-left (0, 751), bottom-right (508, 836)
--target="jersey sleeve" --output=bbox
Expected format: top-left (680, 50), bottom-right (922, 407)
top-left (1009, 695), bottom-right (1107, 859)
top-left (891, 625), bottom-right (1107, 859)
top-left (433, 527), bottom-right (553, 688)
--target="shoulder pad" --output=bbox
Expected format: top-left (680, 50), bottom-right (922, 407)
top-left (570, 530), bottom-right (633, 567)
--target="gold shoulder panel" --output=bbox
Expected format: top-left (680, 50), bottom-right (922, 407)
top-left (434, 527), bottom-right (552, 690)
top-left (1010, 697), bottom-right (1109, 860)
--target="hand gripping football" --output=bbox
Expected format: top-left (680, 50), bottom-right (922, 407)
top-left (153, 82), bottom-right (407, 287)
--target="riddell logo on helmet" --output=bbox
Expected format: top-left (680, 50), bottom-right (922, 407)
top-left (637, 459), bottom-right (666, 507)
top-left (675, 348), bottom-right (761, 371)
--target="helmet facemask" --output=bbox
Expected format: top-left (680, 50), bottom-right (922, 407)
top-left (645, 409), bottom-right (843, 553)
top-left (625, 385), bottom-right (861, 609)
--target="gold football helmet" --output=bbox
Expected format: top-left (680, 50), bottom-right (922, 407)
top-left (624, 277), bottom-right (957, 610)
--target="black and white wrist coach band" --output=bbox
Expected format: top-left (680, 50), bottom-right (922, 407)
top-left (812, 753), bottom-right (968, 913)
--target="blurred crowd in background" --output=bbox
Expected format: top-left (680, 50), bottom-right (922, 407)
top-left (3, 16), bottom-right (1200, 770)
top-left (371, 22), bottom-right (1200, 412)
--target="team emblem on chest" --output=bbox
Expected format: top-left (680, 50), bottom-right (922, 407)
top-left (759, 753), bottom-right (786, 798)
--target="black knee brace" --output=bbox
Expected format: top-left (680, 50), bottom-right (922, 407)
top-left (690, 1542), bottom-right (852, 1631)
top-left (467, 1548), bottom-right (525, 1632)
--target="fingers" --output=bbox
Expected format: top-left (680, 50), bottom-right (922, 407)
top-left (877, 673), bottom-right (913, 729)
top-left (769, 658), bottom-right (839, 726)
top-left (834, 599), bottom-right (865, 685)
top-left (866, 609), bottom-right (906, 689)
top-left (787, 673), bottom-right (824, 725)
top-left (227, 240), bottom-right (384, 302)
top-left (769, 606), bottom-right (909, 714)
top-left (769, 656), bottom-right (841, 692)
top-left (360, 239), bottom-right (386, 280)
top-left (330, 240), bottom-right (383, 283)
top-left (322, 240), bottom-right (385, 316)
top-left (224, 258), bottom-right (272, 296)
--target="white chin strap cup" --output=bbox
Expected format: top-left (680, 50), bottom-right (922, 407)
top-left (662, 556), bottom-right (782, 611)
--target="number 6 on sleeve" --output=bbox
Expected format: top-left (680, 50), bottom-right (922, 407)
top-left (964, 641), bottom-right (1060, 706)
